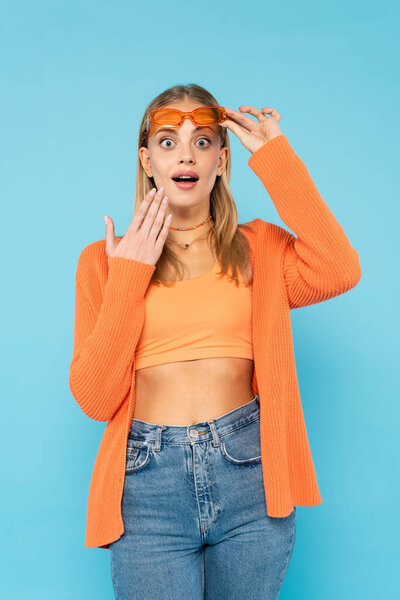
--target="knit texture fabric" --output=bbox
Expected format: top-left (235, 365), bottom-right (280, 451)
top-left (69, 134), bottom-right (361, 549)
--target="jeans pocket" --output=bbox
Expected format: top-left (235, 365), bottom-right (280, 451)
top-left (125, 439), bottom-right (154, 474)
top-left (219, 418), bottom-right (262, 465)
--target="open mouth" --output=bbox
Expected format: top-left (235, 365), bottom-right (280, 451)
top-left (171, 176), bottom-right (199, 183)
top-left (171, 175), bottom-right (199, 189)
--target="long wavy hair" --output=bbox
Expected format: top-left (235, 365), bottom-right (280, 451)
top-left (134, 83), bottom-right (254, 287)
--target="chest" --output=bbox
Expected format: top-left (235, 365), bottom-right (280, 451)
top-left (164, 246), bottom-right (217, 282)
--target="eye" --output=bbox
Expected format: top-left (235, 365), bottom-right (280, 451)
top-left (196, 137), bottom-right (211, 147)
top-left (160, 138), bottom-right (175, 148)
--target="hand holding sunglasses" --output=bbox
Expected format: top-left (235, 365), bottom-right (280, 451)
top-left (220, 106), bottom-right (284, 153)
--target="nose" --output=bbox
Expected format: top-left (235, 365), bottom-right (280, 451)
top-left (176, 122), bottom-right (198, 164)
top-left (178, 145), bottom-right (196, 164)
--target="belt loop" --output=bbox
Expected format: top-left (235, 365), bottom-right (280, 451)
top-left (208, 419), bottom-right (220, 447)
top-left (154, 425), bottom-right (166, 452)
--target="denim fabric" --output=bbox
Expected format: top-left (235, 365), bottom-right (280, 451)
top-left (110, 395), bottom-right (296, 599)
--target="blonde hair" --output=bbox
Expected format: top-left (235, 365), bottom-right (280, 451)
top-left (134, 83), bottom-right (254, 287)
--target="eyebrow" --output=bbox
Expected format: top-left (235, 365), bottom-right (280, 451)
top-left (155, 126), bottom-right (216, 136)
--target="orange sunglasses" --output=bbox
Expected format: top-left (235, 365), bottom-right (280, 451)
top-left (146, 106), bottom-right (227, 138)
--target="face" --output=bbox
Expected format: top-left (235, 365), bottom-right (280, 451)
top-left (139, 100), bottom-right (228, 212)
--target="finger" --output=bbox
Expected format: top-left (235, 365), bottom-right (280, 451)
top-left (260, 107), bottom-right (282, 121)
top-left (237, 106), bottom-right (269, 123)
top-left (156, 212), bottom-right (173, 246)
top-left (220, 118), bottom-right (255, 142)
top-left (142, 188), bottom-right (158, 210)
top-left (141, 187), bottom-right (165, 235)
top-left (151, 194), bottom-right (169, 236)
top-left (132, 188), bottom-right (157, 227)
top-left (140, 188), bottom-right (157, 213)
top-left (224, 107), bottom-right (258, 130)
top-left (104, 215), bottom-right (116, 251)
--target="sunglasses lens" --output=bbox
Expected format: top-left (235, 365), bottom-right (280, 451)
top-left (147, 107), bottom-right (225, 138)
top-left (194, 107), bottom-right (222, 124)
top-left (151, 109), bottom-right (182, 126)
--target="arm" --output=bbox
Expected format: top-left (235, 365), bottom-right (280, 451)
top-left (248, 135), bottom-right (362, 309)
top-left (69, 242), bottom-right (155, 421)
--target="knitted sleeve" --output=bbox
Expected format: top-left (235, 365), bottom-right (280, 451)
top-left (69, 243), bottom-right (155, 421)
top-left (248, 135), bottom-right (362, 309)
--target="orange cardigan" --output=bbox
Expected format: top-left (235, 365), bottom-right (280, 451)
top-left (69, 134), bottom-right (362, 549)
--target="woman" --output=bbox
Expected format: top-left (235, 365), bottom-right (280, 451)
top-left (69, 83), bottom-right (361, 599)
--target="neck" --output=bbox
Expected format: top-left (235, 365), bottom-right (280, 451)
top-left (167, 221), bottom-right (214, 244)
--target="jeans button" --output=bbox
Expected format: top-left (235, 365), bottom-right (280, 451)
top-left (189, 429), bottom-right (199, 439)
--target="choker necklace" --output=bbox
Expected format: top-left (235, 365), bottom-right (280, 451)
top-left (167, 215), bottom-right (214, 249)
top-left (169, 215), bottom-right (213, 231)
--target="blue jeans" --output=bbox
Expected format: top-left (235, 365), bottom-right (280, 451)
top-left (110, 395), bottom-right (296, 599)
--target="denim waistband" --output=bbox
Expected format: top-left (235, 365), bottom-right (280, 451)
top-left (128, 395), bottom-right (260, 445)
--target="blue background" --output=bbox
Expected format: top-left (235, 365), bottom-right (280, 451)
top-left (1, 0), bottom-right (399, 598)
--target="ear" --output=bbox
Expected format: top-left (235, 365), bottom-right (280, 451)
top-left (217, 146), bottom-right (229, 176)
top-left (139, 146), bottom-right (153, 178)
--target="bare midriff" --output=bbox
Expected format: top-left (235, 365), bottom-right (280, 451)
top-left (134, 356), bottom-right (255, 426)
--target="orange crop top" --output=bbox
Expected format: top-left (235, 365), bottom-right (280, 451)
top-left (134, 260), bottom-right (253, 370)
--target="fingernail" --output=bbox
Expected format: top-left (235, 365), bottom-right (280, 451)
top-left (104, 216), bottom-right (108, 224)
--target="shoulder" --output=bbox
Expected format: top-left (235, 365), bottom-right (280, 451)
top-left (74, 237), bottom-right (120, 291)
top-left (73, 237), bottom-right (124, 308)
top-left (77, 239), bottom-right (106, 262)
top-left (75, 239), bottom-right (106, 278)
top-left (239, 218), bottom-right (292, 248)
top-left (238, 217), bottom-right (258, 234)
top-left (76, 237), bottom-right (124, 271)
top-left (74, 237), bottom-right (119, 305)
